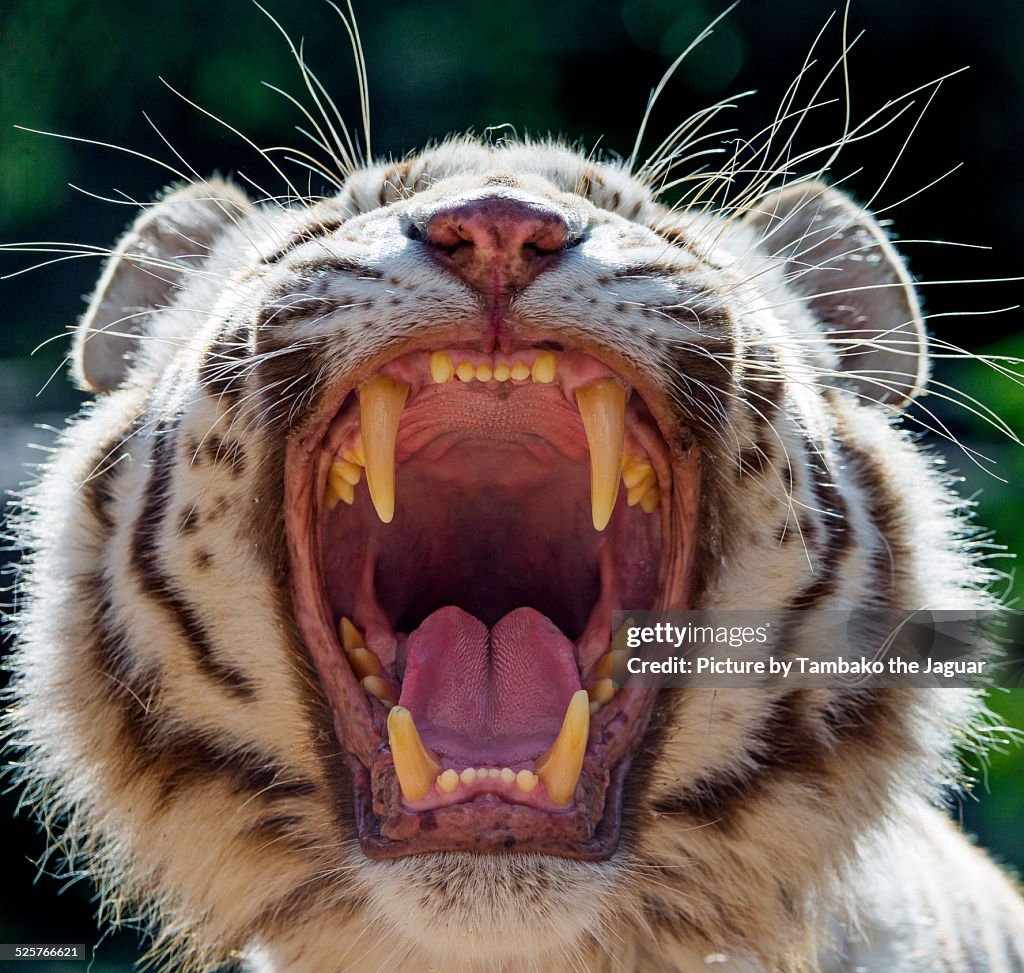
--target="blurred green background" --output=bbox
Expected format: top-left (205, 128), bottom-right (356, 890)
top-left (0, 0), bottom-right (1022, 969)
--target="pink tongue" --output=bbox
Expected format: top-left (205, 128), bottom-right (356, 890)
top-left (399, 606), bottom-right (581, 765)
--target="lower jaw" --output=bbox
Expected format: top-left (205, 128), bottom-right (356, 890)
top-left (351, 689), bottom-right (658, 859)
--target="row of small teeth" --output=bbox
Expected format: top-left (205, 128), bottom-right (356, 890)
top-left (339, 617), bottom-right (591, 806)
top-left (429, 350), bottom-right (557, 385)
top-left (436, 766), bottom-right (539, 794)
top-left (388, 691), bottom-right (590, 806)
top-left (324, 356), bottom-right (662, 530)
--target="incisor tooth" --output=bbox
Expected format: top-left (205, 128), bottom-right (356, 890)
top-left (387, 707), bottom-right (441, 802)
top-left (516, 769), bottom-right (538, 792)
top-left (438, 768), bottom-right (460, 793)
top-left (460, 767), bottom-right (477, 785)
top-left (510, 362), bottom-right (531, 381)
top-left (456, 361), bottom-right (475, 382)
top-left (532, 351), bottom-right (557, 383)
top-left (494, 363), bottom-right (511, 382)
top-left (430, 351), bottom-right (454, 384)
top-left (575, 379), bottom-right (626, 531)
top-left (360, 376), bottom-right (409, 524)
top-left (500, 767), bottom-right (515, 784)
top-left (476, 363), bottom-right (493, 382)
top-left (536, 689), bottom-right (589, 805)
top-left (339, 617), bottom-right (364, 651)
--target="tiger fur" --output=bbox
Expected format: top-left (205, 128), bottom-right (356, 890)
top-left (4, 85), bottom-right (1024, 973)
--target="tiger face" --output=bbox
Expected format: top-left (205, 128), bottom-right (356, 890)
top-left (7, 133), bottom-right (1006, 970)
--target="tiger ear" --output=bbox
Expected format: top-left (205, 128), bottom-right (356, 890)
top-left (742, 181), bottom-right (927, 406)
top-left (73, 179), bottom-right (252, 394)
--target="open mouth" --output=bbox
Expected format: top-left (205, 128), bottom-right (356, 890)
top-left (286, 341), bottom-right (700, 858)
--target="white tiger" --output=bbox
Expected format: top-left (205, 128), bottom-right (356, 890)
top-left (4, 20), bottom-right (1024, 973)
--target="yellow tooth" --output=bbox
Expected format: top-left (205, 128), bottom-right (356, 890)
top-left (516, 769), bottom-right (538, 792)
top-left (589, 678), bottom-right (617, 705)
top-left (348, 647), bottom-right (383, 679)
top-left (494, 362), bottom-right (511, 382)
top-left (327, 466), bottom-right (356, 505)
top-left (500, 767), bottom-right (515, 784)
top-left (437, 768), bottom-right (460, 793)
top-left (622, 461), bottom-right (653, 490)
top-left (456, 361), bottom-right (475, 382)
top-left (362, 675), bottom-right (395, 707)
top-left (324, 483), bottom-right (341, 511)
top-left (536, 690), bottom-right (590, 805)
top-left (387, 707), bottom-right (441, 802)
top-left (339, 617), bottom-right (365, 651)
top-left (640, 488), bottom-right (660, 514)
top-left (622, 473), bottom-right (655, 510)
top-left (510, 362), bottom-right (531, 381)
top-left (476, 363), bottom-right (493, 382)
top-left (589, 700), bottom-right (602, 716)
top-left (430, 351), bottom-right (454, 384)
top-left (487, 767), bottom-right (500, 779)
top-left (331, 460), bottom-right (363, 486)
top-left (342, 445), bottom-right (365, 467)
top-left (531, 351), bottom-right (557, 383)
top-left (595, 649), bottom-right (629, 680)
top-left (359, 375), bottom-right (409, 524)
top-left (460, 767), bottom-right (477, 785)
top-left (575, 379), bottom-right (626, 531)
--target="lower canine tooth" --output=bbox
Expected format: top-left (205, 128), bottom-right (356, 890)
top-left (575, 379), bottom-right (626, 531)
top-left (536, 690), bottom-right (590, 805)
top-left (387, 707), bottom-right (441, 801)
top-left (360, 375), bottom-right (409, 524)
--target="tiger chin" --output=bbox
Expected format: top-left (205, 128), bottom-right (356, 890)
top-left (5, 133), bottom-right (1024, 973)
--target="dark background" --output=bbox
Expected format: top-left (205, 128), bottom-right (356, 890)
top-left (1, 1), bottom-right (1022, 969)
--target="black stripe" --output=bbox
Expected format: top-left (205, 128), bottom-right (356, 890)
top-left (87, 576), bottom-right (315, 804)
top-left (786, 442), bottom-right (851, 610)
top-left (130, 418), bottom-right (256, 699)
top-left (652, 690), bottom-right (827, 825)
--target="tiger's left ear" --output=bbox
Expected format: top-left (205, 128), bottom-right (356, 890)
top-left (742, 181), bottom-right (927, 406)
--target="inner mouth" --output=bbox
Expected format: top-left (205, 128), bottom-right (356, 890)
top-left (286, 343), bottom-right (699, 858)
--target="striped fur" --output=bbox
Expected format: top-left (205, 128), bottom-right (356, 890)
top-left (5, 139), bottom-right (1024, 973)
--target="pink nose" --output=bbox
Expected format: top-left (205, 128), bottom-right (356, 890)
top-left (423, 194), bottom-right (570, 292)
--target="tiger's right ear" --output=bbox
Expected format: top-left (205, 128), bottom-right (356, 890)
top-left (72, 179), bottom-right (252, 394)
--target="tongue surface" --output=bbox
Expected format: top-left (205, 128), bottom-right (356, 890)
top-left (400, 606), bottom-right (581, 765)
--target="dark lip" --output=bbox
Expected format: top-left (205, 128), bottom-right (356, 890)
top-left (285, 325), bottom-right (698, 858)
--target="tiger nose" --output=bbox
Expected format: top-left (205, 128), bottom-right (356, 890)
top-left (423, 195), bottom-right (571, 292)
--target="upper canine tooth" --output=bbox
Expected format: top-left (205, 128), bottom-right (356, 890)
top-left (535, 689), bottom-right (589, 805)
top-left (430, 351), bottom-right (454, 384)
top-left (531, 351), bottom-right (557, 383)
top-left (387, 707), bottom-right (441, 802)
top-left (359, 376), bottom-right (409, 524)
top-left (575, 379), bottom-right (626, 531)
